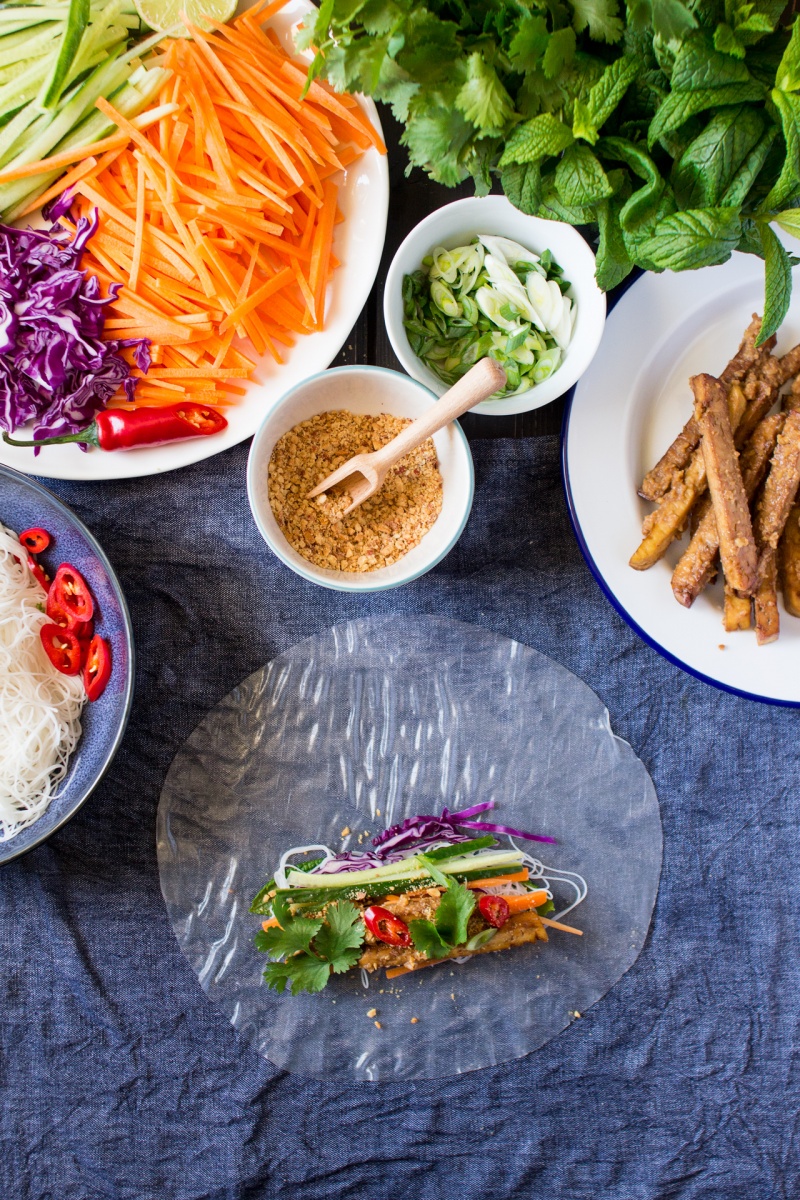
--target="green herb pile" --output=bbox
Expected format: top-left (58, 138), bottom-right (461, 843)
top-left (255, 894), bottom-right (365, 995)
top-left (302, 0), bottom-right (800, 341)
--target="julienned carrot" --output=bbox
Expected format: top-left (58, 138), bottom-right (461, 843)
top-left (505, 891), bottom-right (549, 913)
top-left (57, 6), bottom-right (385, 409)
top-left (466, 870), bottom-right (529, 889)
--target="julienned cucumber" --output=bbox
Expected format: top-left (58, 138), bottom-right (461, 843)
top-left (284, 849), bottom-right (523, 890)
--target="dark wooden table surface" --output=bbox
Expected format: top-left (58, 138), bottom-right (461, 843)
top-left (331, 108), bottom-right (573, 441)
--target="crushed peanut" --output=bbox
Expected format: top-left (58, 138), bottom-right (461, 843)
top-left (366, 1008), bottom-right (377, 1018)
top-left (268, 411), bottom-right (443, 572)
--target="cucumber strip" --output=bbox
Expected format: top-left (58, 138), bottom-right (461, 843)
top-left (284, 849), bottom-right (523, 890)
top-left (0, 66), bottom-right (167, 217)
top-left (0, 102), bottom-right (47, 165)
top-left (37, 0), bottom-right (90, 110)
top-left (0, 24), bottom-right (60, 67)
top-left (423, 836), bottom-right (496, 861)
top-left (0, 52), bottom-right (51, 115)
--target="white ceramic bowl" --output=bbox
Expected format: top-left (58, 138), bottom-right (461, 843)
top-left (247, 366), bottom-right (474, 591)
top-left (384, 196), bottom-right (606, 416)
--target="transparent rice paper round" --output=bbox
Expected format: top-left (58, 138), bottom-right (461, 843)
top-left (157, 617), bottom-right (661, 1082)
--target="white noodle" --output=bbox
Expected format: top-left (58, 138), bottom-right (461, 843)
top-left (0, 523), bottom-right (85, 842)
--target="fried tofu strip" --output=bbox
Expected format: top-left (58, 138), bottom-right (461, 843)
top-left (779, 502), bottom-right (800, 616)
top-left (671, 413), bottom-right (785, 607)
top-left (630, 384), bottom-right (746, 570)
top-left (638, 315), bottom-right (766, 502)
top-left (752, 403), bottom-right (800, 642)
top-left (723, 588), bottom-right (752, 631)
top-left (693, 373), bottom-right (758, 595)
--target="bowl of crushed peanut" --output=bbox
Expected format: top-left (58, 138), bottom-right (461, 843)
top-left (246, 366), bottom-right (474, 591)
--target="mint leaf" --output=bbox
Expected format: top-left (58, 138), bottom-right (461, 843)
top-left (570, 0), bottom-right (625, 44)
top-left (634, 206), bottom-right (742, 270)
top-left (543, 28), bottom-right (576, 81)
top-left (502, 161), bottom-right (543, 215)
top-left (264, 955), bottom-right (331, 996)
top-left (573, 55), bottom-right (640, 145)
top-left (313, 900), bottom-right (365, 971)
top-left (671, 106), bottom-right (765, 208)
top-left (765, 88), bottom-right (800, 209)
top-left (556, 143), bottom-right (614, 206)
top-left (713, 24), bottom-right (746, 60)
top-left (776, 15), bottom-right (800, 93)
top-left (774, 207), bottom-right (800, 240)
top-left (408, 918), bottom-right (450, 959)
top-left (648, 82), bottom-right (766, 147)
top-left (596, 198), bottom-right (634, 290)
top-left (434, 879), bottom-right (475, 948)
top-left (759, 222), bottom-right (793, 343)
top-left (628, 0), bottom-right (697, 45)
top-left (720, 127), bottom-right (777, 207)
top-left (499, 113), bottom-right (574, 167)
top-left (670, 32), bottom-right (752, 92)
top-left (257, 916), bottom-right (323, 959)
top-left (455, 52), bottom-right (515, 135)
top-left (250, 879), bottom-right (276, 915)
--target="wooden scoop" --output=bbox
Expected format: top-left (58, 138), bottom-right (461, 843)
top-left (307, 357), bottom-right (507, 515)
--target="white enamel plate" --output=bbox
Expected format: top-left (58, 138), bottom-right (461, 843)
top-left (1, 0), bottom-right (389, 481)
top-left (563, 252), bottom-right (800, 706)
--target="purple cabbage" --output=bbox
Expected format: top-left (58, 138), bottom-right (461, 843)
top-left (0, 208), bottom-right (150, 447)
top-left (310, 801), bottom-right (554, 876)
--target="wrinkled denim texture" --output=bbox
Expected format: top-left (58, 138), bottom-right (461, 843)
top-left (2, 436), bottom-right (798, 1200)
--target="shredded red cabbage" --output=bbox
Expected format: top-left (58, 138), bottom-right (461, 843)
top-left (310, 802), bottom-right (554, 875)
top-left (0, 204), bottom-right (149, 447)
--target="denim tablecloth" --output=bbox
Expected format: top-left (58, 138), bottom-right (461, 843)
top-left (2, 435), bottom-right (798, 1200)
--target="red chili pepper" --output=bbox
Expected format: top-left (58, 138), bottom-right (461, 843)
top-left (40, 624), bottom-right (82, 675)
top-left (19, 527), bottom-right (51, 553)
top-left (83, 635), bottom-right (112, 701)
top-left (363, 905), bottom-right (412, 947)
top-left (27, 554), bottom-right (51, 592)
top-left (2, 403), bottom-right (228, 452)
top-left (50, 564), bottom-right (94, 623)
top-left (46, 588), bottom-right (94, 636)
top-left (478, 895), bottom-right (510, 929)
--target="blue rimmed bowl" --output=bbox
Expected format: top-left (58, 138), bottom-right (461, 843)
top-left (247, 366), bottom-right (474, 592)
top-left (0, 465), bottom-right (134, 864)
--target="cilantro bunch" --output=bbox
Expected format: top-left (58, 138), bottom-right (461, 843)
top-left (303, 0), bottom-right (800, 341)
top-left (256, 895), bottom-right (365, 995)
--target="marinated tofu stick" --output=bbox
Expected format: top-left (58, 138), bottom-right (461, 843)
top-left (638, 315), bottom-right (767, 502)
top-left (779, 502), bottom-right (800, 617)
top-left (723, 588), bottom-right (752, 631)
top-left (630, 384), bottom-right (746, 570)
top-left (671, 413), bottom-right (785, 607)
top-left (752, 403), bottom-right (800, 642)
top-left (754, 550), bottom-right (780, 644)
top-left (692, 373), bottom-right (758, 596)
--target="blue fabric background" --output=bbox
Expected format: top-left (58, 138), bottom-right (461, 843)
top-left (2, 434), bottom-right (798, 1200)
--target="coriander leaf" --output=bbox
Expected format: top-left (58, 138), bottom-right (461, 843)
top-left (596, 197), bottom-right (635, 289)
top-left (257, 916), bottom-right (323, 959)
top-left (501, 161), bottom-right (543, 214)
top-left (395, 12), bottom-right (461, 85)
top-left (359, 0), bottom-right (402, 36)
top-left (765, 88), bottom-right (800, 209)
top-left (543, 27), bottom-right (576, 80)
top-left (570, 0), bottom-right (625, 44)
top-left (271, 891), bottom-right (292, 927)
top-left (556, 143), bottom-right (614, 206)
top-left (671, 106), bottom-right (765, 208)
top-left (776, 14), bottom-right (800, 93)
top-left (572, 55), bottom-right (641, 144)
top-left (434, 878), bottom-right (476, 948)
top-left (401, 99), bottom-right (474, 186)
top-left (759, 222), bottom-right (793, 343)
top-left (408, 919), bottom-right (451, 959)
top-left (313, 900), bottom-right (365, 971)
top-left (263, 954), bottom-right (332, 996)
top-left (508, 13), bottom-right (549, 72)
top-left (455, 52), bottom-right (515, 135)
top-left (774, 207), bottom-right (800, 240)
top-left (634, 206), bottom-right (742, 270)
top-left (499, 113), bottom-right (574, 167)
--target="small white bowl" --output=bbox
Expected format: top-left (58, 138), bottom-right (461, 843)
top-left (384, 195), bottom-right (606, 416)
top-left (247, 366), bottom-right (474, 592)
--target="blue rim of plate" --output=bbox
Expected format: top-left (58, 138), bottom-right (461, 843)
top-left (560, 389), bottom-right (798, 710)
top-left (247, 365), bottom-right (475, 593)
top-left (0, 464), bottom-right (136, 863)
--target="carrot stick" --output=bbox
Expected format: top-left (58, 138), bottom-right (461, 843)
top-left (539, 917), bottom-right (583, 936)
top-left (466, 870), bottom-right (529, 889)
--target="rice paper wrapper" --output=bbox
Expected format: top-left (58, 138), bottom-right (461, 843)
top-left (157, 616), bottom-right (662, 1082)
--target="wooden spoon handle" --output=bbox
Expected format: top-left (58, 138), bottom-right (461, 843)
top-left (372, 358), bottom-right (507, 471)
